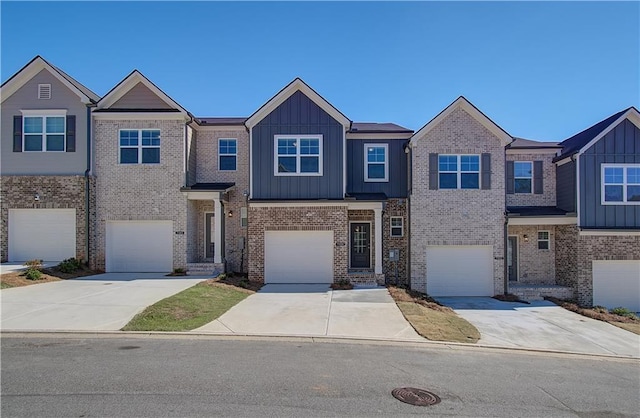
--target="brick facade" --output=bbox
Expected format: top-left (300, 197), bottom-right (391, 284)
top-left (506, 152), bottom-right (557, 207)
top-left (507, 225), bottom-right (556, 285)
top-left (382, 198), bottom-right (408, 285)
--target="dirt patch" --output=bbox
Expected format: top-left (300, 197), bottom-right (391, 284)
top-left (330, 280), bottom-right (353, 290)
top-left (546, 297), bottom-right (640, 335)
top-left (1, 265), bottom-right (101, 289)
top-left (213, 274), bottom-right (263, 293)
top-left (387, 285), bottom-right (452, 312)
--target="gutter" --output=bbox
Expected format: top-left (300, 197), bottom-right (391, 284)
top-left (84, 104), bottom-right (95, 266)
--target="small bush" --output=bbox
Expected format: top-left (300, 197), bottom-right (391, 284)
top-left (610, 307), bottom-right (639, 319)
top-left (238, 279), bottom-right (251, 289)
top-left (25, 259), bottom-right (43, 269)
top-left (58, 257), bottom-right (82, 273)
top-left (173, 268), bottom-right (185, 274)
top-left (592, 305), bottom-right (609, 314)
top-left (24, 269), bottom-right (42, 280)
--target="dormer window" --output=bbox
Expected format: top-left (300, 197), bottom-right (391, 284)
top-left (38, 84), bottom-right (51, 100)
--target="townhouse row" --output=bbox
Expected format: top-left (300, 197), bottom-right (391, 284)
top-left (1, 56), bottom-right (639, 311)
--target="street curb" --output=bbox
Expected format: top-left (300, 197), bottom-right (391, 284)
top-left (2, 330), bottom-right (638, 361)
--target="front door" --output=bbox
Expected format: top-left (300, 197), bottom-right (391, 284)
top-left (507, 236), bottom-right (518, 281)
top-left (205, 213), bottom-right (214, 259)
top-left (350, 223), bottom-right (371, 268)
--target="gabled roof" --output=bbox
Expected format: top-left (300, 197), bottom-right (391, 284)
top-left (507, 137), bottom-right (562, 149)
top-left (554, 107), bottom-right (639, 162)
top-left (97, 70), bottom-right (189, 116)
top-left (410, 96), bottom-right (512, 147)
top-left (350, 122), bottom-right (413, 134)
top-left (245, 78), bottom-right (351, 129)
top-left (0, 55), bottom-right (99, 104)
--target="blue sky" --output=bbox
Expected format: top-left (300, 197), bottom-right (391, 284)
top-left (2, 1), bottom-right (638, 141)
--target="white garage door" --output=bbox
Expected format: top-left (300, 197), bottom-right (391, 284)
top-left (106, 221), bottom-right (173, 272)
top-left (426, 245), bottom-right (494, 296)
top-left (264, 231), bottom-right (333, 284)
top-left (593, 261), bottom-right (640, 312)
top-left (8, 209), bottom-right (76, 262)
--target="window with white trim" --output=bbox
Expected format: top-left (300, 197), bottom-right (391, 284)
top-left (390, 216), bottom-right (403, 237)
top-left (23, 115), bottom-right (66, 152)
top-left (514, 161), bottom-right (533, 193)
top-left (537, 231), bottom-right (550, 250)
top-left (119, 129), bottom-right (160, 164)
top-left (365, 144), bottom-right (388, 182)
top-left (274, 135), bottom-right (322, 176)
top-left (240, 207), bottom-right (248, 228)
top-left (602, 164), bottom-right (640, 204)
top-left (438, 154), bottom-right (480, 189)
top-left (219, 138), bottom-right (237, 171)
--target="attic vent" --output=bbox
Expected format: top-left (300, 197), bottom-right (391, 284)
top-left (38, 84), bottom-right (51, 100)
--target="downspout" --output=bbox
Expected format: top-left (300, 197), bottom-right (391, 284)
top-left (84, 104), bottom-right (93, 266)
top-left (405, 142), bottom-right (412, 289)
top-left (503, 211), bottom-right (509, 295)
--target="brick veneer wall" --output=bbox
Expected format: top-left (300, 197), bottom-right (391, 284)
top-left (383, 199), bottom-right (408, 284)
top-left (506, 152), bottom-right (557, 207)
top-left (0, 175), bottom-right (93, 263)
top-left (507, 225), bottom-right (556, 284)
top-left (93, 119), bottom-right (188, 271)
top-left (248, 205), bottom-right (348, 283)
top-left (410, 107), bottom-right (506, 295)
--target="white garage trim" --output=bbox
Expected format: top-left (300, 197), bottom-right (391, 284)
top-left (426, 245), bottom-right (494, 296)
top-left (106, 221), bottom-right (173, 272)
top-left (8, 209), bottom-right (76, 262)
top-left (264, 230), bottom-right (333, 284)
top-left (593, 260), bottom-right (640, 312)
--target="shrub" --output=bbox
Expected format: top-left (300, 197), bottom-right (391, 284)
top-left (25, 268), bottom-right (42, 280)
top-left (610, 307), bottom-right (639, 319)
top-left (25, 259), bottom-right (43, 270)
top-left (592, 305), bottom-right (609, 314)
top-left (58, 257), bottom-right (82, 273)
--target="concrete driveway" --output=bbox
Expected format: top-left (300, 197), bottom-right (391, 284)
top-left (1, 273), bottom-right (208, 331)
top-left (194, 284), bottom-right (422, 341)
top-left (436, 297), bottom-right (640, 357)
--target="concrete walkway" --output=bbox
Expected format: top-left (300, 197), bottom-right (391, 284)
top-left (194, 284), bottom-right (422, 341)
top-left (1, 273), bottom-right (209, 331)
top-left (436, 297), bottom-right (640, 357)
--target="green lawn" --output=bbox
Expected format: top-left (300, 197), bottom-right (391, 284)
top-left (122, 281), bottom-right (252, 332)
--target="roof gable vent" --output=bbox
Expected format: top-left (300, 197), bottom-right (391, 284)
top-left (38, 84), bottom-right (51, 100)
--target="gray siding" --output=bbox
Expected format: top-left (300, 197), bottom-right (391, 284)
top-left (346, 139), bottom-right (407, 198)
top-left (556, 160), bottom-right (576, 212)
top-left (251, 91), bottom-right (344, 199)
top-left (1, 69), bottom-right (89, 175)
top-left (579, 119), bottom-right (640, 228)
top-left (110, 82), bottom-right (172, 109)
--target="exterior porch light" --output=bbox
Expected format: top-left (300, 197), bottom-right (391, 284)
top-left (523, 234), bottom-right (529, 243)
top-left (228, 210), bottom-right (233, 218)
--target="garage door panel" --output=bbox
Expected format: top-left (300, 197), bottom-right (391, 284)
top-left (593, 261), bottom-right (640, 312)
top-left (264, 231), bottom-right (333, 284)
top-left (426, 245), bottom-right (494, 297)
top-left (106, 221), bottom-right (173, 272)
top-left (9, 209), bottom-right (76, 261)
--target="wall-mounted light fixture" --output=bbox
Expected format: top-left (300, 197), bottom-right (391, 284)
top-left (523, 234), bottom-right (529, 243)
top-left (228, 210), bottom-right (233, 218)
top-left (34, 193), bottom-right (40, 202)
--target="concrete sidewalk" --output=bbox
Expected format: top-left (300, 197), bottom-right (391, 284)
top-left (437, 297), bottom-right (640, 358)
top-left (1, 273), bottom-right (209, 331)
top-left (194, 284), bottom-right (422, 341)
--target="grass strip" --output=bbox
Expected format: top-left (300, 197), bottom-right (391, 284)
top-left (396, 301), bottom-right (480, 343)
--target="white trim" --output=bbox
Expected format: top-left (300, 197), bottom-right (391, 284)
top-left (537, 230), bottom-right (550, 250)
top-left (343, 129), bottom-right (347, 197)
top-left (213, 199), bottom-right (223, 263)
top-left (22, 114), bottom-right (67, 152)
top-left (118, 129), bottom-right (161, 165)
top-left (249, 127), bottom-right (254, 198)
top-left (349, 221), bottom-right (372, 269)
top-left (347, 201), bottom-right (383, 210)
top-left (410, 96), bottom-right (511, 147)
top-left (600, 164), bottom-right (640, 205)
top-left (438, 154), bottom-right (480, 189)
top-left (183, 191), bottom-right (220, 200)
top-left (21, 109), bottom-right (67, 116)
top-left (245, 78), bottom-right (350, 129)
top-left (513, 161), bottom-right (533, 194)
top-left (364, 143), bottom-right (389, 182)
top-left (347, 132), bottom-right (412, 140)
top-left (240, 206), bottom-right (248, 228)
top-left (576, 108), bottom-right (640, 159)
top-left (203, 211), bottom-right (214, 259)
top-left (555, 156), bottom-right (573, 166)
top-left (390, 216), bottom-right (404, 237)
top-left (508, 216), bottom-right (577, 226)
top-left (218, 138), bottom-right (237, 172)
top-left (92, 112), bottom-right (187, 121)
top-left (506, 148), bottom-right (560, 155)
top-left (576, 154), bottom-right (581, 227)
top-left (507, 235), bottom-right (519, 282)
top-left (579, 229), bottom-right (640, 236)
top-left (273, 134), bottom-right (323, 176)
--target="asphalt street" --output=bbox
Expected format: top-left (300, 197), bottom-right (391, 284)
top-left (1, 335), bottom-right (639, 417)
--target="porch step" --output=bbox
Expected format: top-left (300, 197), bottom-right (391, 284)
top-left (509, 284), bottom-right (574, 302)
top-left (186, 263), bottom-right (224, 277)
top-left (347, 270), bottom-right (385, 286)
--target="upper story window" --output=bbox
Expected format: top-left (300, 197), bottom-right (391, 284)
top-left (119, 129), bottom-right (160, 164)
top-left (439, 154), bottom-right (480, 189)
top-left (23, 115), bottom-right (66, 152)
top-left (219, 139), bottom-right (237, 171)
top-left (514, 161), bottom-right (533, 193)
top-left (390, 216), bottom-right (403, 237)
top-left (602, 164), bottom-right (640, 204)
top-left (365, 144), bottom-right (388, 182)
top-left (274, 135), bottom-right (323, 176)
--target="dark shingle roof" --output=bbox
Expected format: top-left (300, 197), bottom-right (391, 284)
top-left (93, 108), bottom-right (180, 113)
top-left (507, 206), bottom-right (570, 216)
top-left (181, 183), bottom-right (235, 191)
top-left (345, 192), bottom-right (388, 201)
top-left (507, 137), bottom-right (562, 149)
top-left (350, 122), bottom-right (413, 134)
top-left (197, 117), bottom-right (248, 126)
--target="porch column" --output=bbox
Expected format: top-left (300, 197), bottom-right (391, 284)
top-left (374, 207), bottom-right (382, 275)
top-left (213, 198), bottom-right (223, 264)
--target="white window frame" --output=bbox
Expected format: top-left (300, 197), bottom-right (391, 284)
top-left (21, 110), bottom-right (67, 152)
top-left (537, 230), bottom-right (550, 250)
top-left (218, 138), bottom-right (237, 171)
top-left (118, 129), bottom-right (161, 165)
top-left (38, 84), bottom-right (51, 100)
top-left (390, 216), bottom-right (403, 237)
top-left (240, 207), bottom-right (248, 228)
top-left (364, 143), bottom-right (389, 182)
top-left (438, 154), bottom-right (480, 189)
top-left (601, 164), bottom-right (640, 205)
top-left (514, 161), bottom-right (533, 194)
top-left (273, 134), bottom-right (323, 176)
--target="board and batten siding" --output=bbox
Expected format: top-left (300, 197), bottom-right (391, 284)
top-left (347, 139), bottom-right (408, 198)
top-left (556, 160), bottom-right (576, 212)
top-left (579, 119), bottom-right (640, 228)
top-left (1, 69), bottom-right (88, 175)
top-left (251, 90), bottom-right (344, 200)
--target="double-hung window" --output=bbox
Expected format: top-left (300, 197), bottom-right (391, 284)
top-left (274, 135), bottom-right (322, 176)
top-left (365, 144), bottom-right (388, 182)
top-left (602, 164), bottom-right (640, 204)
top-left (537, 231), bottom-right (550, 250)
top-left (390, 217), bottom-right (403, 237)
top-left (438, 155), bottom-right (480, 189)
top-left (23, 115), bottom-right (66, 152)
top-left (119, 129), bottom-right (160, 164)
top-left (219, 139), bottom-right (237, 171)
top-left (514, 161), bottom-right (533, 193)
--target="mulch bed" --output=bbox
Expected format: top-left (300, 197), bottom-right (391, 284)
top-left (387, 285), bottom-right (452, 312)
top-left (546, 297), bottom-right (639, 324)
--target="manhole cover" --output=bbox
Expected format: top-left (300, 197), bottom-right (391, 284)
top-left (118, 345), bottom-right (140, 350)
top-left (392, 387), bottom-right (441, 406)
